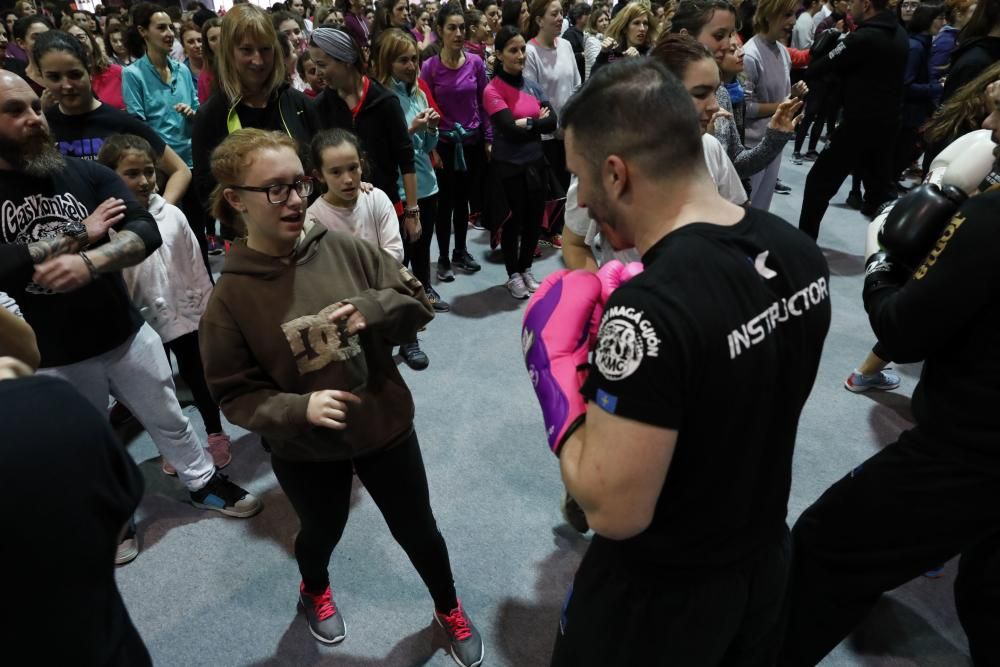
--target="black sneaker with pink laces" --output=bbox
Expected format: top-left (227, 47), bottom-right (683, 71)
top-left (435, 599), bottom-right (484, 667)
top-left (298, 581), bottom-right (346, 644)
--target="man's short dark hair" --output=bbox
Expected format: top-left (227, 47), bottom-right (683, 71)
top-left (561, 59), bottom-right (703, 182)
top-left (569, 3), bottom-right (592, 23)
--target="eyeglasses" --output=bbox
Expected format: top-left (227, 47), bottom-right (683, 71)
top-left (901, 2), bottom-right (920, 8)
top-left (229, 178), bottom-right (313, 204)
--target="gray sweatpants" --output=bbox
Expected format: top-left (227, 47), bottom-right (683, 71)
top-left (38, 324), bottom-right (214, 491)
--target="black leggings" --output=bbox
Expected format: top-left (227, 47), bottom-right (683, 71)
top-left (270, 430), bottom-right (458, 613)
top-left (542, 139), bottom-right (569, 235)
top-left (403, 194), bottom-right (439, 289)
top-left (436, 141), bottom-right (485, 259)
top-left (180, 186), bottom-right (211, 276)
top-left (499, 169), bottom-right (545, 276)
top-left (163, 330), bottom-right (223, 434)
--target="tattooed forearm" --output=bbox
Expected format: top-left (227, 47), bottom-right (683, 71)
top-left (27, 235), bottom-right (79, 264)
top-left (86, 230), bottom-right (147, 273)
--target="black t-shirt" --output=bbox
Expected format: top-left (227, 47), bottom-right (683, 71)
top-left (0, 158), bottom-right (161, 367)
top-left (0, 375), bottom-right (150, 666)
top-left (582, 207), bottom-right (831, 569)
top-left (46, 103), bottom-right (167, 160)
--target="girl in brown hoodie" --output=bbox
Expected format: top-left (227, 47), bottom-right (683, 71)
top-left (198, 129), bottom-right (484, 667)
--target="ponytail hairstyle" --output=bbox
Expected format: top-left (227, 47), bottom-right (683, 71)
top-left (126, 2), bottom-right (166, 58)
top-left (465, 8), bottom-right (485, 38)
top-left (670, 0), bottom-right (737, 36)
top-left (210, 129), bottom-right (300, 232)
top-left (435, 2), bottom-right (466, 36)
top-left (96, 133), bottom-right (158, 171)
top-left (372, 27), bottom-right (420, 86)
top-left (32, 29), bottom-right (91, 74)
top-left (650, 32), bottom-right (714, 79)
top-left (525, 0), bottom-right (558, 40)
top-left (309, 127), bottom-right (367, 187)
top-left (493, 23), bottom-right (522, 54)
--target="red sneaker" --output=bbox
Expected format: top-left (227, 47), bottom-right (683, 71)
top-left (207, 432), bottom-right (232, 469)
top-left (298, 581), bottom-right (346, 644)
top-left (434, 600), bottom-right (484, 667)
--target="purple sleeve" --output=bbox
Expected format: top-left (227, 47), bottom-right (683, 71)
top-left (475, 56), bottom-right (493, 143)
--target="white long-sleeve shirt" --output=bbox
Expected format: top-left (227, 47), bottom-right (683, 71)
top-left (306, 188), bottom-right (404, 263)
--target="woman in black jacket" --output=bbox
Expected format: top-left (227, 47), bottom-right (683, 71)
top-left (191, 3), bottom-right (320, 235)
top-left (309, 27), bottom-right (421, 240)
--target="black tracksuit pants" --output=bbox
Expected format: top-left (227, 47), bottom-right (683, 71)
top-left (799, 120), bottom-right (897, 240)
top-left (778, 426), bottom-right (1000, 666)
top-left (552, 528), bottom-right (791, 666)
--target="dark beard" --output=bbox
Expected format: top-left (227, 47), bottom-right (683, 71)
top-left (0, 130), bottom-right (65, 178)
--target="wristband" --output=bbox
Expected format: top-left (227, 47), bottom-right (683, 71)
top-left (79, 251), bottom-right (100, 280)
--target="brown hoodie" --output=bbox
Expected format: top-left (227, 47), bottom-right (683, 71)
top-left (199, 221), bottom-right (434, 462)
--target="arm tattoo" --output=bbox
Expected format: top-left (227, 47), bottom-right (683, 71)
top-left (86, 230), bottom-right (147, 273)
top-left (27, 235), bottom-right (79, 264)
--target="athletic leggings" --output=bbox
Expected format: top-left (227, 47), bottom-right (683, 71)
top-left (436, 141), bottom-right (485, 260)
top-left (269, 430), bottom-right (458, 613)
top-left (499, 168), bottom-right (544, 276)
top-left (163, 330), bottom-right (223, 435)
top-left (402, 194), bottom-right (439, 289)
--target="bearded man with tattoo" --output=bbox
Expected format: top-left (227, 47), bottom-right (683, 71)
top-left (0, 71), bottom-right (262, 566)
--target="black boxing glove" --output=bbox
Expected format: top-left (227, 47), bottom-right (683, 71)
top-left (810, 29), bottom-right (841, 61)
top-left (878, 183), bottom-right (967, 273)
top-left (862, 251), bottom-right (908, 313)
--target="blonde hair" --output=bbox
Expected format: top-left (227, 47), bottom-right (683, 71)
top-left (753, 0), bottom-right (797, 34)
top-left (606, 2), bottom-right (657, 50)
top-left (210, 129), bottom-right (299, 231)
top-left (215, 4), bottom-right (286, 103)
top-left (371, 27), bottom-right (419, 87)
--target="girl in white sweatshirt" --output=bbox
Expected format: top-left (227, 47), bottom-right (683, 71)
top-left (98, 134), bottom-right (233, 474)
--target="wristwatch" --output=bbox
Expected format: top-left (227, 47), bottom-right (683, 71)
top-left (59, 220), bottom-right (89, 248)
top-left (525, 117), bottom-right (535, 131)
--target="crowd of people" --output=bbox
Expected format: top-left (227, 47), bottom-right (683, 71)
top-left (1, 0), bottom-right (999, 664)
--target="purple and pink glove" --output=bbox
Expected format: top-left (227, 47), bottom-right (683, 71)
top-left (521, 261), bottom-right (643, 455)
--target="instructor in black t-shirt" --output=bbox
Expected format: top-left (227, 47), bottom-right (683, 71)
top-left (522, 59), bottom-right (830, 665)
top-left (0, 314), bottom-right (151, 666)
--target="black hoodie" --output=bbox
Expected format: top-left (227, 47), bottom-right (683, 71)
top-left (941, 36), bottom-right (1000, 103)
top-left (191, 84), bottom-right (321, 215)
top-left (805, 10), bottom-right (909, 125)
top-left (313, 77), bottom-right (415, 205)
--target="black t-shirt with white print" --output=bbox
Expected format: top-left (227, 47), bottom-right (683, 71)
top-left (0, 158), bottom-right (161, 368)
top-left (46, 103), bottom-right (167, 161)
top-left (581, 207), bottom-right (830, 570)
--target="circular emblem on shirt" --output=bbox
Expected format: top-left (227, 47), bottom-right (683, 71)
top-left (594, 316), bottom-right (644, 381)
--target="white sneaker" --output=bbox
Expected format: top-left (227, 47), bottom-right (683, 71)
top-left (522, 269), bottom-right (540, 292)
top-left (506, 273), bottom-right (530, 299)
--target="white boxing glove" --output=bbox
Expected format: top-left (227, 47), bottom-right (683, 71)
top-left (865, 217), bottom-right (883, 260)
top-left (927, 129), bottom-right (994, 188)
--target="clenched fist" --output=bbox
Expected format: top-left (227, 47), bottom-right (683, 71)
top-left (306, 389), bottom-right (362, 430)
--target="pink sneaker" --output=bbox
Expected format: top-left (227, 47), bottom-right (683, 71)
top-left (207, 432), bottom-right (232, 469)
top-left (162, 458), bottom-right (177, 476)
